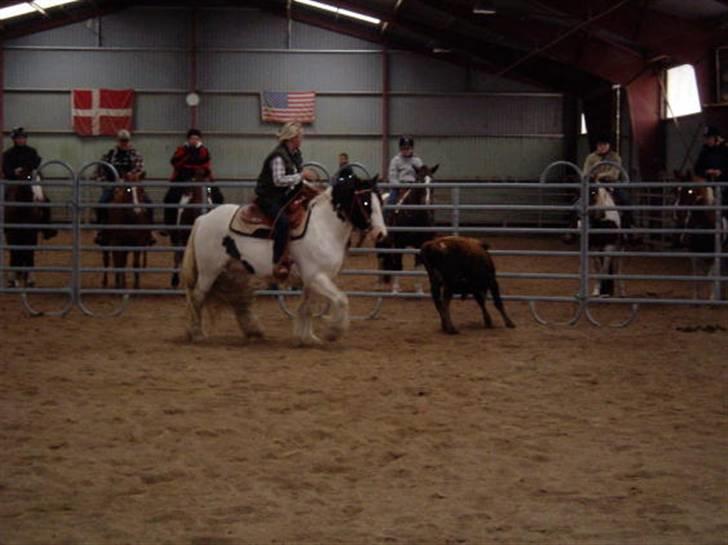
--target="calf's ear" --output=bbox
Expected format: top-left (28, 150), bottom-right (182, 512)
top-left (431, 164), bottom-right (440, 174)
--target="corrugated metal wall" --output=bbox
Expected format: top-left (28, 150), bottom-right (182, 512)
top-left (3, 5), bottom-right (566, 184)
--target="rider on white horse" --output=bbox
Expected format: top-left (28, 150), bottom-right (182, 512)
top-left (254, 122), bottom-right (316, 281)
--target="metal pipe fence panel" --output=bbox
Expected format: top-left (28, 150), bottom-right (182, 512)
top-left (2, 161), bottom-right (728, 325)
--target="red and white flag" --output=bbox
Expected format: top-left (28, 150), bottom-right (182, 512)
top-left (71, 89), bottom-right (134, 136)
top-left (261, 91), bottom-right (316, 123)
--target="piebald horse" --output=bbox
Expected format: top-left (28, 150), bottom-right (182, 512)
top-left (181, 176), bottom-right (387, 346)
top-left (587, 185), bottom-right (625, 297)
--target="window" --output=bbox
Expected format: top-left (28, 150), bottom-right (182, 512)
top-left (665, 64), bottom-right (702, 119)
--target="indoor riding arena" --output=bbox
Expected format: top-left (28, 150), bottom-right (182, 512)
top-left (1, 2), bottom-right (727, 544)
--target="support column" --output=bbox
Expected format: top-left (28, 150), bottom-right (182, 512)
top-left (190, 9), bottom-right (198, 129)
top-left (381, 47), bottom-right (389, 177)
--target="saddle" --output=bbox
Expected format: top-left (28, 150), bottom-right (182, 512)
top-left (229, 185), bottom-right (320, 239)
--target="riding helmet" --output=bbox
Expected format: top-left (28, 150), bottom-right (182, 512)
top-left (399, 136), bottom-right (414, 148)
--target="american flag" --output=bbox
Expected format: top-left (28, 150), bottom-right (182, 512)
top-left (261, 91), bottom-right (316, 123)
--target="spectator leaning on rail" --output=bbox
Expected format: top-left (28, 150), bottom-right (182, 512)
top-left (255, 121), bottom-right (317, 281)
top-left (386, 136), bottom-right (424, 206)
top-left (162, 128), bottom-right (223, 230)
top-left (94, 129), bottom-right (153, 245)
top-left (2, 127), bottom-right (41, 181)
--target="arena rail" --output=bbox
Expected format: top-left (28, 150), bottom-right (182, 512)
top-left (1, 160), bottom-right (726, 327)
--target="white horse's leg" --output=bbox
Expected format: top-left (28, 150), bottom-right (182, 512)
top-left (295, 288), bottom-right (321, 346)
top-left (307, 273), bottom-right (349, 342)
top-left (591, 256), bottom-right (601, 296)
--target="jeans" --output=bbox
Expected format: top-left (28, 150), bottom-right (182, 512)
top-left (257, 197), bottom-right (290, 264)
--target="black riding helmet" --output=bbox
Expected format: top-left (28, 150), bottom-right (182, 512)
top-left (399, 136), bottom-right (414, 149)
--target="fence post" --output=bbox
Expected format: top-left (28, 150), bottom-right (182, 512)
top-left (714, 182), bottom-right (723, 301)
top-left (452, 184), bottom-right (460, 236)
top-left (579, 172), bottom-right (590, 306)
top-left (0, 178), bottom-right (5, 289)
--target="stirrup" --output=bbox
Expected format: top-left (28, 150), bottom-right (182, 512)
top-left (273, 262), bottom-right (290, 281)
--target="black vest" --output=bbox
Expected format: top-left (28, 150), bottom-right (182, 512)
top-left (255, 144), bottom-right (303, 202)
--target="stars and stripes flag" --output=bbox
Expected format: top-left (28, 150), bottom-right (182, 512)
top-left (260, 91), bottom-right (316, 123)
top-left (71, 88), bottom-right (134, 136)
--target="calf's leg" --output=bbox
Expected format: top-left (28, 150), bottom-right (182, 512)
top-left (488, 275), bottom-right (515, 328)
top-left (473, 290), bottom-right (494, 329)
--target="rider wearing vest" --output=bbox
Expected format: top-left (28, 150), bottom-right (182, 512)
top-left (2, 127), bottom-right (41, 181)
top-left (94, 129), bottom-right (152, 245)
top-left (387, 136), bottom-right (424, 206)
top-left (163, 129), bottom-right (223, 229)
top-left (255, 122), bottom-right (315, 280)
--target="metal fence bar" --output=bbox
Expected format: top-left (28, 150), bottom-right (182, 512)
top-left (3, 161), bottom-right (728, 326)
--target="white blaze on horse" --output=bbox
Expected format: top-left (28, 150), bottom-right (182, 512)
top-left (181, 176), bottom-right (387, 346)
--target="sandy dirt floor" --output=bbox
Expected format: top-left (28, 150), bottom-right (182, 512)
top-left (1, 233), bottom-right (727, 544)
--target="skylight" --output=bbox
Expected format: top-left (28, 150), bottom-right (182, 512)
top-left (665, 64), bottom-right (702, 119)
top-left (293, 0), bottom-right (382, 26)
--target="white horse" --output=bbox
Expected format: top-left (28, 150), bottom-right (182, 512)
top-left (588, 186), bottom-right (625, 297)
top-left (181, 176), bottom-right (387, 346)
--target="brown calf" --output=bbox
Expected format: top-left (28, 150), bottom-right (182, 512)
top-left (420, 236), bottom-right (515, 334)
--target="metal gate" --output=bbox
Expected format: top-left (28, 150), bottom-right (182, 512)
top-left (1, 160), bottom-right (726, 325)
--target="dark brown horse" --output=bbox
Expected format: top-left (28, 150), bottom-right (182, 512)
top-left (377, 164), bottom-right (439, 292)
top-left (170, 170), bottom-right (216, 288)
top-left (102, 183), bottom-right (153, 289)
top-left (3, 169), bottom-right (57, 287)
top-left (673, 171), bottom-right (726, 299)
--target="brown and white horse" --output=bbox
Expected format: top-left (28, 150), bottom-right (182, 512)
top-left (587, 185), bottom-right (625, 297)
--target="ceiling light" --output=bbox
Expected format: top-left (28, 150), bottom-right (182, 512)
top-left (34, 0), bottom-right (81, 8)
top-left (0, 0), bottom-right (80, 21)
top-left (0, 3), bottom-right (36, 20)
top-left (293, 0), bottom-right (381, 25)
top-left (473, 0), bottom-right (496, 15)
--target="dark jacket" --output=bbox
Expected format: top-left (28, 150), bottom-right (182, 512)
top-left (255, 144), bottom-right (303, 203)
top-left (2, 144), bottom-right (41, 180)
top-left (695, 144), bottom-right (728, 181)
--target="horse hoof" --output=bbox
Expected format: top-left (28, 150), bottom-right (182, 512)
top-left (299, 335), bottom-right (323, 347)
top-left (245, 329), bottom-right (265, 340)
top-left (187, 330), bottom-right (206, 343)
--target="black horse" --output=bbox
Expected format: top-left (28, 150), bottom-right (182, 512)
top-left (3, 169), bottom-right (57, 287)
top-left (377, 164), bottom-right (439, 291)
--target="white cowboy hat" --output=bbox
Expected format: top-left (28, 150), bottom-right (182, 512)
top-left (277, 122), bottom-right (303, 142)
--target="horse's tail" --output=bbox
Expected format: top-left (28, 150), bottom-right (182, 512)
top-left (181, 218), bottom-right (198, 291)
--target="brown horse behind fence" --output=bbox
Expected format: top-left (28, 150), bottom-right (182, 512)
top-left (101, 183), bottom-right (154, 289)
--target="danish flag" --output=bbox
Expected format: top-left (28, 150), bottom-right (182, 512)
top-left (71, 89), bottom-right (134, 136)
